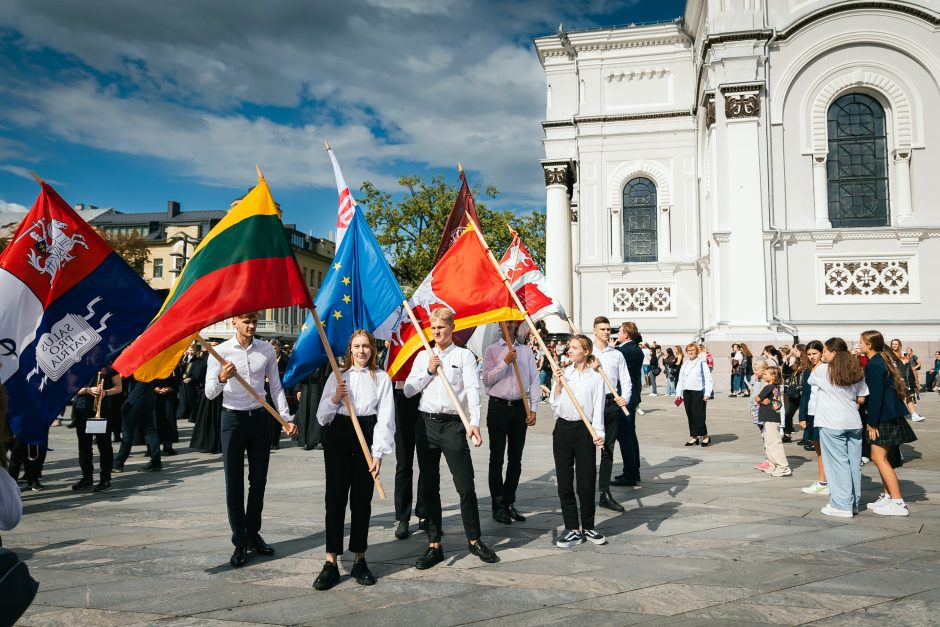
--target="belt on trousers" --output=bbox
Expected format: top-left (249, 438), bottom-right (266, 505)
top-left (420, 411), bottom-right (461, 421)
top-left (223, 407), bottom-right (268, 417)
top-left (489, 396), bottom-right (525, 408)
top-left (336, 413), bottom-right (376, 421)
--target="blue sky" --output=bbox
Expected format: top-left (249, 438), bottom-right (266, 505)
top-left (0, 0), bottom-right (686, 239)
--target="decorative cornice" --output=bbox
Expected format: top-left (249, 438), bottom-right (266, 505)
top-left (542, 120), bottom-right (575, 129)
top-left (716, 229), bottom-right (940, 243)
top-left (700, 30), bottom-right (773, 61)
top-left (605, 69), bottom-right (670, 82)
top-left (579, 262), bottom-right (698, 274)
top-left (574, 111), bottom-right (692, 124)
top-left (777, 2), bottom-right (940, 43)
top-left (720, 83), bottom-right (763, 94)
top-left (541, 160), bottom-right (577, 193)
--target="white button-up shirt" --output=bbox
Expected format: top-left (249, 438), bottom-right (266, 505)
top-left (675, 356), bottom-right (714, 398)
top-left (404, 344), bottom-right (481, 426)
top-left (593, 342), bottom-right (632, 401)
top-left (205, 337), bottom-right (292, 423)
top-left (317, 366), bottom-right (396, 459)
top-left (482, 339), bottom-right (540, 412)
top-left (549, 364), bottom-right (606, 438)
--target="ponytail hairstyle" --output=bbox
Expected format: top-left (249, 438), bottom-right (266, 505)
top-left (861, 330), bottom-right (909, 401)
top-left (824, 337), bottom-right (864, 386)
top-left (343, 329), bottom-right (379, 378)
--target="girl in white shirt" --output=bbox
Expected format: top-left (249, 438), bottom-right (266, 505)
top-left (313, 330), bottom-right (396, 590)
top-left (550, 335), bottom-right (606, 549)
top-left (675, 343), bottom-right (714, 446)
top-left (808, 337), bottom-right (869, 518)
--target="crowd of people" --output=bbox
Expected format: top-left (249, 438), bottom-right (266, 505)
top-left (0, 309), bottom-right (934, 594)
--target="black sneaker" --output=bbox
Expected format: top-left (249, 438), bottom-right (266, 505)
top-left (29, 480), bottom-right (45, 492)
top-left (556, 529), bottom-right (584, 548)
top-left (468, 539), bottom-right (499, 563)
top-left (415, 545), bottom-right (444, 570)
top-left (71, 477), bottom-right (94, 490)
top-left (583, 529), bottom-right (608, 545)
top-left (350, 558), bottom-right (376, 585)
top-left (394, 520), bottom-right (410, 540)
top-left (139, 462), bottom-right (163, 472)
top-left (93, 480), bottom-right (112, 492)
top-left (312, 561), bottom-right (340, 590)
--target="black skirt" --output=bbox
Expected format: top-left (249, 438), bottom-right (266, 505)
top-left (189, 394), bottom-right (222, 453)
top-left (872, 417), bottom-right (917, 447)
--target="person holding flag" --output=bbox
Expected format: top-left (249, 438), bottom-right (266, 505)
top-left (312, 329), bottom-right (395, 590)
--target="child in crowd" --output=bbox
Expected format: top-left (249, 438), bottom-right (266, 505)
top-left (750, 358), bottom-right (771, 472)
top-left (799, 341), bottom-right (829, 495)
top-left (756, 366), bottom-right (791, 477)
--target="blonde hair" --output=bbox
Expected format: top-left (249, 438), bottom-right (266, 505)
top-left (343, 329), bottom-right (379, 374)
top-left (685, 343), bottom-right (700, 357)
top-left (428, 308), bottom-right (455, 326)
top-left (763, 366), bottom-right (783, 385)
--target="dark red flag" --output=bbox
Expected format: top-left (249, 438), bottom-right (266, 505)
top-left (433, 170), bottom-right (481, 265)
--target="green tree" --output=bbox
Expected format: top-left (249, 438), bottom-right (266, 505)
top-left (98, 230), bottom-right (151, 276)
top-left (358, 175), bottom-right (545, 293)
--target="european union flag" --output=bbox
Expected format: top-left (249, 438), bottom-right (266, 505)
top-left (283, 210), bottom-right (404, 387)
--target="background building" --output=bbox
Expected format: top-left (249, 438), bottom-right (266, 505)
top-left (535, 0), bottom-right (939, 370)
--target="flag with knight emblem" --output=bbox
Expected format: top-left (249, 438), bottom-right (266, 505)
top-left (0, 182), bottom-right (162, 445)
top-left (499, 229), bottom-right (567, 322)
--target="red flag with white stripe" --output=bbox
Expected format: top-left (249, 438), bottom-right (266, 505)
top-left (327, 145), bottom-right (356, 247)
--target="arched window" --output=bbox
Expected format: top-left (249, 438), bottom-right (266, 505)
top-left (827, 93), bottom-right (889, 228)
top-left (623, 177), bottom-right (657, 262)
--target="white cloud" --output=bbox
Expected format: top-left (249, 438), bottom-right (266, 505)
top-left (0, 199), bottom-right (29, 212)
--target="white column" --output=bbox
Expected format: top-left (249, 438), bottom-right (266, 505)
top-left (812, 154), bottom-right (832, 229)
top-left (610, 205), bottom-right (623, 263)
top-left (893, 150), bottom-right (915, 226)
top-left (544, 164), bottom-right (573, 334)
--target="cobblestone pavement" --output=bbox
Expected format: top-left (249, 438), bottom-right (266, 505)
top-left (9, 392), bottom-right (940, 626)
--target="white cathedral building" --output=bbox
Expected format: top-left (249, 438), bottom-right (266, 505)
top-left (535, 0), bottom-right (939, 357)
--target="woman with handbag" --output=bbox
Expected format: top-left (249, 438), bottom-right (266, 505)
top-left (675, 343), bottom-right (714, 446)
top-left (861, 331), bottom-right (915, 516)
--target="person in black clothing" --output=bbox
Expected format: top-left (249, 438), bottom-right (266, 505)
top-left (113, 376), bottom-right (162, 472)
top-left (176, 344), bottom-right (200, 423)
top-left (8, 439), bottom-right (46, 492)
top-left (154, 368), bottom-right (180, 456)
top-left (393, 384), bottom-right (426, 539)
top-left (71, 366), bottom-right (122, 491)
top-left (614, 321), bottom-right (643, 485)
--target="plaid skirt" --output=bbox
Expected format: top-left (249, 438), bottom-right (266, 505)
top-left (872, 417), bottom-right (918, 447)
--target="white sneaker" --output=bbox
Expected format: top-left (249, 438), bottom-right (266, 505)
top-left (582, 529), bottom-right (608, 545)
top-left (647, 392), bottom-right (658, 397)
top-left (860, 457), bottom-right (870, 466)
top-left (556, 529), bottom-right (584, 548)
top-left (820, 504), bottom-right (853, 518)
top-left (801, 482), bottom-right (830, 495)
top-left (912, 414), bottom-right (925, 422)
top-left (637, 408), bottom-right (646, 415)
top-left (866, 494), bottom-right (890, 510)
top-left (872, 500), bottom-right (909, 517)
top-left (771, 466), bottom-right (792, 477)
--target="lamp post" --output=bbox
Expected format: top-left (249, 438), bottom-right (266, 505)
top-left (169, 232), bottom-right (200, 279)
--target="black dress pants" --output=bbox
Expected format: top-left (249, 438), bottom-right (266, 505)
top-left (114, 403), bottom-right (160, 467)
top-left (221, 409), bottom-right (272, 546)
top-left (324, 415), bottom-right (376, 555)
top-left (8, 439), bottom-right (45, 483)
top-left (415, 413), bottom-right (481, 543)
top-left (486, 399), bottom-right (527, 510)
top-left (683, 390), bottom-right (708, 437)
top-left (75, 414), bottom-right (113, 481)
top-left (598, 396), bottom-right (620, 491)
top-left (553, 419), bottom-right (596, 531)
top-left (617, 404), bottom-right (640, 482)
top-left (393, 389), bottom-right (425, 522)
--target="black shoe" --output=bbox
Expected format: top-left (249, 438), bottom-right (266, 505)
top-left (29, 480), bottom-right (45, 492)
top-left (492, 507), bottom-right (512, 525)
top-left (230, 544), bottom-right (248, 568)
top-left (507, 505), bottom-right (526, 522)
top-left (781, 435), bottom-right (792, 443)
top-left (415, 546), bottom-right (445, 570)
top-left (313, 560), bottom-right (340, 590)
top-left (803, 443), bottom-right (816, 451)
top-left (599, 491), bottom-right (625, 512)
top-left (71, 477), bottom-right (94, 490)
top-left (395, 520), bottom-right (410, 540)
top-left (417, 518), bottom-right (428, 531)
top-left (468, 539), bottom-right (499, 563)
top-left (610, 477), bottom-right (637, 487)
top-left (351, 558), bottom-right (376, 585)
top-left (139, 462), bottom-right (163, 472)
top-left (162, 447), bottom-right (178, 456)
top-left (796, 439), bottom-right (808, 446)
top-left (66, 421), bottom-right (76, 429)
top-left (271, 443), bottom-right (280, 450)
top-left (249, 535), bottom-right (275, 555)
top-left (93, 480), bottom-right (112, 492)
top-left (685, 438), bottom-right (699, 446)
top-left (700, 437), bottom-right (711, 447)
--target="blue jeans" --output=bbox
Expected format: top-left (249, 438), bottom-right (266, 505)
top-left (666, 378), bottom-right (676, 395)
top-left (818, 428), bottom-right (862, 512)
top-left (731, 371), bottom-right (744, 393)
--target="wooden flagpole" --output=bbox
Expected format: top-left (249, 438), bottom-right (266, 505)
top-left (402, 300), bottom-right (482, 447)
top-left (498, 321), bottom-right (532, 416)
top-left (307, 306), bottom-right (387, 499)
top-left (568, 319), bottom-right (630, 417)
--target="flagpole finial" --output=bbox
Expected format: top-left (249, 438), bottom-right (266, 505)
top-left (324, 140), bottom-right (331, 151)
top-left (458, 162), bottom-right (463, 173)
top-left (255, 164), bottom-right (265, 180)
top-left (30, 171), bottom-right (44, 186)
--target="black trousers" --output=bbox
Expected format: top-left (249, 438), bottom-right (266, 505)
top-left (598, 397), bottom-right (621, 491)
top-left (221, 409), bottom-right (272, 546)
top-left (486, 399), bottom-right (527, 509)
top-left (415, 413), bottom-right (481, 543)
top-left (8, 439), bottom-right (45, 483)
top-left (75, 415), bottom-right (113, 481)
top-left (783, 396), bottom-right (799, 434)
top-left (114, 403), bottom-right (160, 467)
top-left (617, 404), bottom-right (640, 482)
top-left (683, 390), bottom-right (708, 437)
top-left (324, 415), bottom-right (376, 555)
top-left (553, 419), bottom-right (596, 530)
top-left (393, 389), bottom-right (425, 522)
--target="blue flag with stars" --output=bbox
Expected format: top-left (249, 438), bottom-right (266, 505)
top-left (283, 210), bottom-right (404, 387)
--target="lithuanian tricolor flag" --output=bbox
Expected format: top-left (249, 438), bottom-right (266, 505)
top-left (113, 174), bottom-right (312, 381)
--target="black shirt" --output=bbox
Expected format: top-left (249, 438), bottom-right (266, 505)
top-left (757, 384), bottom-right (782, 423)
top-left (73, 366), bottom-right (118, 413)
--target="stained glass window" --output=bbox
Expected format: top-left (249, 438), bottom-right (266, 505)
top-left (623, 177), bottom-right (658, 262)
top-left (827, 93), bottom-right (889, 228)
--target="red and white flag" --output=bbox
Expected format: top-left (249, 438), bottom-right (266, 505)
top-left (327, 145), bottom-right (356, 247)
top-left (499, 230), bottom-right (567, 323)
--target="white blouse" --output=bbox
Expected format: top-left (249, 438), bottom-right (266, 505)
top-left (317, 366), bottom-right (396, 459)
top-left (549, 364), bottom-right (606, 438)
top-left (675, 356), bottom-right (714, 397)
